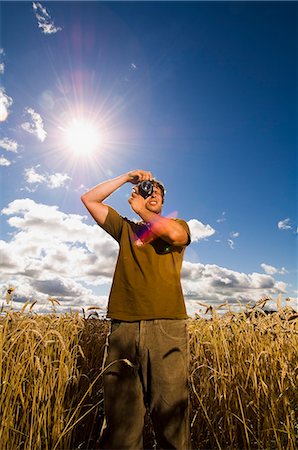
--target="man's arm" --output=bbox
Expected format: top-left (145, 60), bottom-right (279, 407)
top-left (128, 192), bottom-right (189, 247)
top-left (81, 170), bottom-right (152, 226)
top-left (139, 209), bottom-right (189, 247)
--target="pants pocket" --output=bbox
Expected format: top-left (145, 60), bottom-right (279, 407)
top-left (158, 319), bottom-right (187, 341)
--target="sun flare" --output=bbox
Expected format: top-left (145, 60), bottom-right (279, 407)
top-left (63, 119), bottom-right (101, 156)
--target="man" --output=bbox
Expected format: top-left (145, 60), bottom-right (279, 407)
top-left (81, 169), bottom-right (191, 449)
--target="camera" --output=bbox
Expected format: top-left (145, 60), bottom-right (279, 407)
top-left (138, 180), bottom-right (154, 199)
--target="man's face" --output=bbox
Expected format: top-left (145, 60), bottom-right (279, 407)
top-left (144, 185), bottom-right (163, 214)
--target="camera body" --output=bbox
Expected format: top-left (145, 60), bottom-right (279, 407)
top-left (138, 180), bottom-right (154, 199)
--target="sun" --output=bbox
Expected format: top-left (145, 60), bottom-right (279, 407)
top-left (63, 118), bottom-right (101, 156)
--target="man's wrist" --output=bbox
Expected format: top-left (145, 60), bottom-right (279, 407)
top-left (126, 171), bottom-right (137, 184)
top-left (138, 209), bottom-right (157, 223)
top-left (135, 207), bottom-right (146, 218)
top-left (113, 173), bottom-right (130, 187)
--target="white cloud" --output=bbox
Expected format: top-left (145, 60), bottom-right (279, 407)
top-left (20, 186), bottom-right (38, 194)
top-left (24, 166), bottom-right (71, 189)
top-left (21, 108), bottom-right (47, 141)
top-left (216, 211), bottom-right (226, 223)
top-left (0, 87), bottom-right (13, 122)
top-left (1, 198), bottom-right (118, 282)
top-left (230, 231), bottom-right (240, 238)
top-left (228, 232), bottom-right (240, 248)
top-left (24, 166), bottom-right (47, 184)
top-left (0, 198), bottom-right (120, 311)
top-left (0, 138), bottom-right (19, 153)
top-left (181, 261), bottom-right (293, 316)
top-left (278, 218), bottom-right (292, 230)
top-left (75, 183), bottom-right (88, 193)
top-left (1, 199), bottom-right (295, 316)
top-left (0, 156), bottom-right (11, 166)
top-left (0, 48), bottom-right (5, 74)
top-left (274, 281), bottom-right (288, 293)
top-left (261, 263), bottom-right (287, 275)
top-left (188, 219), bottom-right (215, 242)
top-left (261, 263), bottom-right (277, 275)
top-left (32, 2), bottom-right (62, 35)
top-left (48, 172), bottom-right (71, 189)
top-left (1, 276), bottom-right (107, 315)
top-left (228, 239), bottom-right (235, 250)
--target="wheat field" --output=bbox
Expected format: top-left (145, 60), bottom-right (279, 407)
top-left (0, 296), bottom-right (297, 450)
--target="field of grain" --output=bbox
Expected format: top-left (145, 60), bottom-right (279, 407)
top-left (0, 299), bottom-right (297, 450)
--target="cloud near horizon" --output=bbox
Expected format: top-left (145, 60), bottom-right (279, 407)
top-left (1, 198), bottom-right (119, 313)
top-left (261, 263), bottom-right (287, 276)
top-left (181, 261), bottom-right (292, 316)
top-left (1, 198), bottom-right (294, 316)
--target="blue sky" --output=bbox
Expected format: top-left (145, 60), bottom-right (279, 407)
top-left (0, 1), bottom-right (297, 316)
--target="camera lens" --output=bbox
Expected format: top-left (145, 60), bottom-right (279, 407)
top-left (139, 180), bottom-right (153, 199)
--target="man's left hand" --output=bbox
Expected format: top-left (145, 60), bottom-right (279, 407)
top-left (128, 187), bottom-right (146, 215)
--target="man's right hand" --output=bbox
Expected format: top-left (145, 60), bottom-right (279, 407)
top-left (127, 170), bottom-right (153, 184)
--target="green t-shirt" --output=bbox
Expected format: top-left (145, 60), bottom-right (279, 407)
top-left (100, 206), bottom-right (191, 321)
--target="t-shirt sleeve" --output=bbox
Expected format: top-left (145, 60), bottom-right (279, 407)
top-left (99, 206), bottom-right (124, 243)
top-left (174, 218), bottom-right (191, 246)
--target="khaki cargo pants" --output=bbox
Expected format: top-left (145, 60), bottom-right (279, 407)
top-left (99, 319), bottom-right (191, 449)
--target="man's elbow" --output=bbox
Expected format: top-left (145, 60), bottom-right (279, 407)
top-left (81, 195), bottom-right (104, 210)
top-left (81, 194), bottom-right (87, 205)
top-left (81, 194), bottom-right (93, 207)
top-left (169, 229), bottom-right (189, 246)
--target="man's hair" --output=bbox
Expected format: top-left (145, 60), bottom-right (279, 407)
top-left (152, 179), bottom-right (166, 203)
